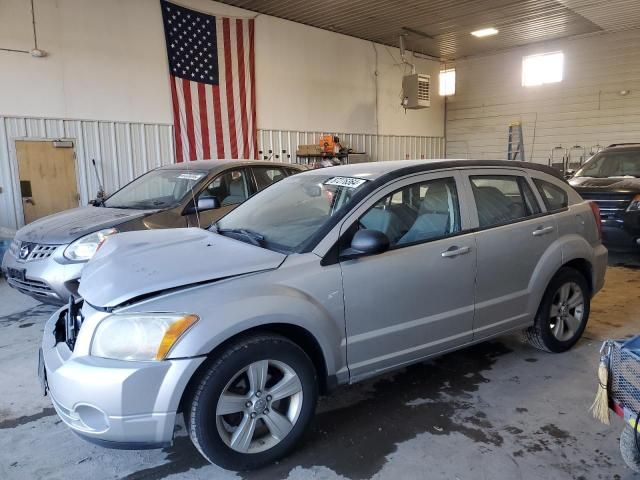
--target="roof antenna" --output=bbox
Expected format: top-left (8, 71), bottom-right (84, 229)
top-left (91, 159), bottom-right (106, 205)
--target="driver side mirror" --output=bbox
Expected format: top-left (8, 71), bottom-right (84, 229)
top-left (340, 229), bottom-right (390, 260)
top-left (564, 169), bottom-right (576, 179)
top-left (185, 197), bottom-right (220, 215)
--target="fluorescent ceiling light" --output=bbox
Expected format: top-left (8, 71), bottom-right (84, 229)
top-left (471, 28), bottom-right (498, 38)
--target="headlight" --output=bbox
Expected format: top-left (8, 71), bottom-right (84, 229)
top-left (91, 313), bottom-right (199, 361)
top-left (9, 238), bottom-right (20, 256)
top-left (64, 228), bottom-right (117, 261)
top-left (627, 195), bottom-right (640, 212)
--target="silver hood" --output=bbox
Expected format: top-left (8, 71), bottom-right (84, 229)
top-left (79, 228), bottom-right (286, 308)
top-left (16, 206), bottom-right (154, 244)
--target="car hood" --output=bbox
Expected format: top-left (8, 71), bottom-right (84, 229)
top-left (570, 176), bottom-right (640, 193)
top-left (16, 206), bottom-right (155, 244)
top-left (79, 228), bottom-right (286, 308)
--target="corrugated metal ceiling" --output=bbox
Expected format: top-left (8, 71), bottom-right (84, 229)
top-left (216, 0), bottom-right (640, 59)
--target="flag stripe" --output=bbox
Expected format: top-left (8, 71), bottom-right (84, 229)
top-left (212, 85), bottom-right (225, 158)
top-left (236, 19), bottom-right (250, 159)
top-left (223, 18), bottom-right (238, 159)
top-left (174, 77), bottom-right (190, 162)
top-left (229, 20), bottom-right (244, 160)
top-left (198, 83), bottom-right (211, 159)
top-left (182, 78), bottom-right (196, 161)
top-left (190, 81), bottom-right (203, 160)
top-left (161, 2), bottom-right (256, 161)
top-left (216, 18), bottom-right (232, 158)
top-left (249, 19), bottom-right (258, 159)
top-left (169, 75), bottom-right (184, 162)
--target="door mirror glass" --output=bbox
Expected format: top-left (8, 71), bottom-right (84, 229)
top-left (185, 196), bottom-right (220, 215)
top-left (341, 229), bottom-right (390, 259)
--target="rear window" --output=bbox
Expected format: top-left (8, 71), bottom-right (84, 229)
top-left (533, 179), bottom-right (568, 212)
top-left (470, 175), bottom-right (541, 228)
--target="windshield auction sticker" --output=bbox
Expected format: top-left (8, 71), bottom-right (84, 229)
top-left (324, 177), bottom-right (367, 188)
top-left (177, 173), bottom-right (205, 181)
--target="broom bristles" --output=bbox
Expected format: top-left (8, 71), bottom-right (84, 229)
top-left (590, 361), bottom-right (610, 425)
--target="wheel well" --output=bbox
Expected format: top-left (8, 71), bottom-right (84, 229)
top-left (178, 324), bottom-right (330, 414)
top-left (562, 258), bottom-right (593, 293)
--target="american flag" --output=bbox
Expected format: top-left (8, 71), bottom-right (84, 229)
top-left (160, 0), bottom-right (257, 162)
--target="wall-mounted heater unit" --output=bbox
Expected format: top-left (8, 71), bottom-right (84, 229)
top-left (402, 73), bottom-right (431, 109)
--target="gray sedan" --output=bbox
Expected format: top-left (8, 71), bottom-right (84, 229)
top-left (2, 160), bottom-right (302, 304)
top-left (41, 160), bottom-right (607, 470)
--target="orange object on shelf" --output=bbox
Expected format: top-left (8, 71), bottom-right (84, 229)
top-left (319, 135), bottom-right (341, 153)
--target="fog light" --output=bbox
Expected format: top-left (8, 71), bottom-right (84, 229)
top-left (75, 404), bottom-right (109, 432)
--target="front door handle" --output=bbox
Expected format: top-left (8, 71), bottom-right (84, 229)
top-left (441, 245), bottom-right (471, 258)
top-left (532, 226), bottom-right (554, 237)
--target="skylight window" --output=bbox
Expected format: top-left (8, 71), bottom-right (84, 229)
top-left (439, 69), bottom-right (456, 96)
top-left (522, 52), bottom-right (564, 87)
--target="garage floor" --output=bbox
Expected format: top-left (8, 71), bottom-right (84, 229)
top-left (1, 257), bottom-right (639, 480)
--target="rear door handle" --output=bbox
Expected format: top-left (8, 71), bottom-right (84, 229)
top-left (441, 245), bottom-right (471, 258)
top-left (532, 226), bottom-right (554, 236)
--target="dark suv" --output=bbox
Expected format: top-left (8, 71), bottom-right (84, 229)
top-left (569, 144), bottom-right (640, 252)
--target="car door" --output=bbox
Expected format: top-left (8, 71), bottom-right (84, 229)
top-left (461, 169), bottom-right (561, 339)
top-left (185, 168), bottom-right (251, 227)
top-left (338, 171), bottom-right (476, 381)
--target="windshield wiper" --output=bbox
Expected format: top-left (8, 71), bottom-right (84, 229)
top-left (215, 227), bottom-right (265, 247)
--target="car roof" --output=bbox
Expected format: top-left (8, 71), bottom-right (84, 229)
top-left (603, 144), bottom-right (640, 152)
top-left (297, 159), bottom-right (564, 181)
top-left (159, 159), bottom-right (302, 172)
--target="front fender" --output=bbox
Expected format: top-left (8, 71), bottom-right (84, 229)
top-left (118, 274), bottom-right (346, 381)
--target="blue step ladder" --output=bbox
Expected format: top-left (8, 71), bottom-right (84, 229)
top-left (507, 122), bottom-right (525, 161)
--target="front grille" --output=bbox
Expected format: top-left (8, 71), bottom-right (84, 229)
top-left (7, 276), bottom-right (56, 298)
top-left (579, 193), bottom-right (633, 219)
top-left (14, 241), bottom-right (59, 262)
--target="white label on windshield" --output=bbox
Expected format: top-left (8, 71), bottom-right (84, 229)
top-left (177, 173), bottom-right (205, 181)
top-left (324, 176), bottom-right (367, 188)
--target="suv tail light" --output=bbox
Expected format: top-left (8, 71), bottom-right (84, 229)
top-left (589, 201), bottom-right (602, 240)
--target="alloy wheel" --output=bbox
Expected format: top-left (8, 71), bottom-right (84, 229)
top-left (215, 359), bottom-right (304, 453)
top-left (549, 281), bottom-right (585, 342)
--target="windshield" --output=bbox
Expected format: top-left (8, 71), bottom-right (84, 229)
top-left (103, 169), bottom-right (208, 209)
top-left (575, 151), bottom-right (640, 178)
top-left (215, 174), bottom-right (369, 253)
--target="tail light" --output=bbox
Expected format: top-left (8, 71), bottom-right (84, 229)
top-left (589, 201), bottom-right (602, 240)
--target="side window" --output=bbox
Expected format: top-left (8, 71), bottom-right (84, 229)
top-left (285, 167), bottom-right (301, 176)
top-left (470, 175), bottom-right (541, 228)
top-left (533, 178), bottom-right (569, 212)
top-left (253, 167), bottom-right (286, 191)
top-left (359, 177), bottom-right (461, 247)
top-left (200, 169), bottom-right (249, 206)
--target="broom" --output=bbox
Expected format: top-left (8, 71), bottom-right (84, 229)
top-left (590, 357), bottom-right (610, 424)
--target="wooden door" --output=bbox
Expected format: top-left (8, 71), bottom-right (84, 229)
top-left (16, 140), bottom-right (79, 224)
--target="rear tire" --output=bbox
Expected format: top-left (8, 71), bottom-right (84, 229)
top-left (186, 333), bottom-right (318, 470)
top-left (525, 267), bottom-right (590, 353)
top-left (620, 425), bottom-right (640, 473)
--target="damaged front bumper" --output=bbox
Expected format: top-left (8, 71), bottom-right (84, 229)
top-left (41, 304), bottom-right (205, 449)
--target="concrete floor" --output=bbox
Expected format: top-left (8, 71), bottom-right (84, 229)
top-left (1, 257), bottom-right (639, 480)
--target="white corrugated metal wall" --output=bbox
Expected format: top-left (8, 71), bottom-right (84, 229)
top-left (446, 29), bottom-right (640, 164)
top-left (0, 116), bottom-right (444, 230)
top-left (257, 130), bottom-right (444, 164)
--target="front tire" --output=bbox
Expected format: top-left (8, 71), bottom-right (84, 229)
top-left (525, 267), bottom-right (590, 353)
top-left (186, 334), bottom-right (318, 470)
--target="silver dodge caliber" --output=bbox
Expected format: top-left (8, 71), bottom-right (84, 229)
top-left (41, 160), bottom-right (607, 470)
